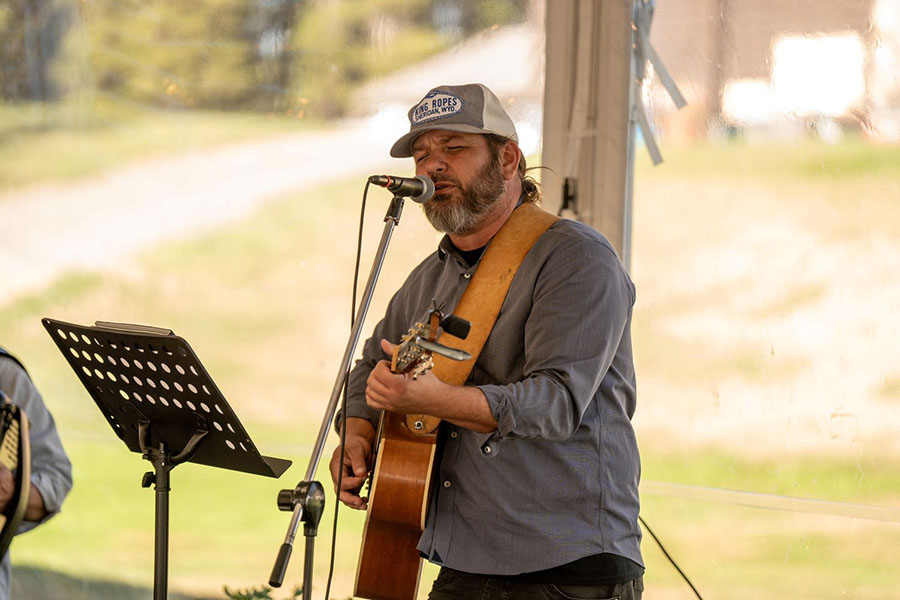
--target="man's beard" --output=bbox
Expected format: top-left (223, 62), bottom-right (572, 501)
top-left (422, 157), bottom-right (506, 235)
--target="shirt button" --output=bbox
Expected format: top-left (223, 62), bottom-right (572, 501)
top-left (463, 273), bottom-right (472, 279)
top-left (443, 480), bottom-right (452, 488)
top-left (450, 431), bottom-right (459, 439)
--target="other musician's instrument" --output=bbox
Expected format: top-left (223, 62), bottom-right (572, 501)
top-left (0, 393), bottom-right (30, 559)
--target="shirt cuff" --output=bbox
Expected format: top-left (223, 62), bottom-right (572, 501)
top-left (17, 472), bottom-right (67, 532)
top-left (477, 384), bottom-right (517, 438)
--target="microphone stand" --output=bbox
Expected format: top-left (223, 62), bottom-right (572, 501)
top-left (269, 193), bottom-right (408, 599)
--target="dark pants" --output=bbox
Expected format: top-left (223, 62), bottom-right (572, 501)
top-left (427, 567), bottom-right (644, 600)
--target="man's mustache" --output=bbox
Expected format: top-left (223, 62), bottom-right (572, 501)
top-left (430, 174), bottom-right (460, 187)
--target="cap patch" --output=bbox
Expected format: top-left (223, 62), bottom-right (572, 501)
top-left (411, 90), bottom-right (464, 125)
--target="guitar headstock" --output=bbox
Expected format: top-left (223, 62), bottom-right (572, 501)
top-left (391, 310), bottom-right (441, 379)
top-left (390, 304), bottom-right (472, 379)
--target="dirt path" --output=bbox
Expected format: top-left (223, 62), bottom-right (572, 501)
top-left (1, 118), bottom-right (400, 307)
top-left (1, 19), bottom-right (546, 309)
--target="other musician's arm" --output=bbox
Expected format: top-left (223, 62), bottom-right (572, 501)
top-left (0, 359), bottom-right (73, 533)
top-left (0, 466), bottom-right (48, 522)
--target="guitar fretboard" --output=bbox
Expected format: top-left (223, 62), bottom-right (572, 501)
top-left (0, 411), bottom-right (20, 532)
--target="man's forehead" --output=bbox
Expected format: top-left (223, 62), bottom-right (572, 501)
top-left (411, 130), bottom-right (480, 152)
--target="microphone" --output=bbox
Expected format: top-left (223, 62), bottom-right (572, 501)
top-left (368, 174), bottom-right (434, 203)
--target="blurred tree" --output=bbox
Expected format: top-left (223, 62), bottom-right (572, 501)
top-left (248, 0), bottom-right (306, 112)
top-left (83, 0), bottom-right (271, 110)
top-left (435, 0), bottom-right (529, 37)
top-left (0, 0), bottom-right (72, 101)
top-left (289, 0), bottom-right (530, 119)
top-left (2, 0), bottom-right (531, 114)
top-left (289, 0), bottom-right (439, 118)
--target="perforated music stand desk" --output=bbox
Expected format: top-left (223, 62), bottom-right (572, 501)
top-left (43, 318), bottom-right (291, 600)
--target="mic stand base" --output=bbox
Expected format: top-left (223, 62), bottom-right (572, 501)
top-left (270, 480), bottom-right (325, 596)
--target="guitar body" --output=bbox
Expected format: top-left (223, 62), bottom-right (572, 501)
top-left (355, 411), bottom-right (438, 600)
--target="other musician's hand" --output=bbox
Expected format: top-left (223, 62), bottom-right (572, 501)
top-left (0, 463), bottom-right (47, 521)
top-left (329, 417), bottom-right (376, 510)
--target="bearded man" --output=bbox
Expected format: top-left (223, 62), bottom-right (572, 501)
top-left (330, 83), bottom-right (644, 600)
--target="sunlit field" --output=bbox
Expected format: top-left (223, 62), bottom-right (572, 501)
top-left (2, 124), bottom-right (899, 598)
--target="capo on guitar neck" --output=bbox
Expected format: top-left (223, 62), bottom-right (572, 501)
top-left (391, 303), bottom-right (472, 377)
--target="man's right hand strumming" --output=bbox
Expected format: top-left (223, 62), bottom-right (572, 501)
top-left (329, 417), bottom-right (376, 510)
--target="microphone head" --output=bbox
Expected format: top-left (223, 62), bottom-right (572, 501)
top-left (411, 175), bottom-right (434, 204)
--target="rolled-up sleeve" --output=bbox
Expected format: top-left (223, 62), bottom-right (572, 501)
top-left (23, 389), bottom-right (73, 525)
top-left (477, 234), bottom-right (636, 441)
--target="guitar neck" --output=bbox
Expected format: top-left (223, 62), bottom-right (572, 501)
top-left (0, 414), bottom-right (20, 470)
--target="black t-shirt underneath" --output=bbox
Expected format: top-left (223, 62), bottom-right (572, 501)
top-left (457, 244), bottom-right (486, 268)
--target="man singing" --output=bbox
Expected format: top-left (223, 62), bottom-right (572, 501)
top-left (330, 83), bottom-right (643, 599)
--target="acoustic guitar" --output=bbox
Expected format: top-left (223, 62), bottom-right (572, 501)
top-left (354, 306), bottom-right (470, 600)
top-left (0, 394), bottom-right (30, 559)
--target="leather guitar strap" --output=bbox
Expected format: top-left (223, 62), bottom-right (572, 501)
top-left (406, 202), bottom-right (558, 433)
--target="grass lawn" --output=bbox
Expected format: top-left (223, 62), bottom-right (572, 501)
top-left (1, 126), bottom-right (899, 598)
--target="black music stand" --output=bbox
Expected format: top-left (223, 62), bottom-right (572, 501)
top-left (42, 318), bottom-right (291, 600)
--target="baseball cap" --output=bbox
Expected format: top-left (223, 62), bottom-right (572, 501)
top-left (390, 83), bottom-right (519, 158)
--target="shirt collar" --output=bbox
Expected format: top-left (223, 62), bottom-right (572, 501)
top-left (437, 235), bottom-right (455, 262)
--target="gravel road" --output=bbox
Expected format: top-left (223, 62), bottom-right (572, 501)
top-left (1, 118), bottom-right (400, 306)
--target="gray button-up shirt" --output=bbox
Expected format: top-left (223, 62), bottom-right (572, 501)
top-left (344, 216), bottom-right (642, 575)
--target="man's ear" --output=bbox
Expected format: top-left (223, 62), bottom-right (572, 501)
top-left (500, 141), bottom-right (521, 181)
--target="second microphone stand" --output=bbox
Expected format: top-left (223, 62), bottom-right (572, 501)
top-left (269, 193), bottom-right (409, 599)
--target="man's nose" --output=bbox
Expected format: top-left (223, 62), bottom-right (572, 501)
top-left (418, 151), bottom-right (446, 175)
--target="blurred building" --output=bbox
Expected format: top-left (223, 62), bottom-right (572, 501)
top-left (649, 0), bottom-right (899, 142)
